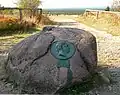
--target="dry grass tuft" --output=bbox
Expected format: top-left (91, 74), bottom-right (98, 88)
top-left (39, 15), bottom-right (56, 25)
top-left (77, 12), bottom-right (120, 36)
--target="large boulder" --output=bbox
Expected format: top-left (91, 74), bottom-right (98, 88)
top-left (5, 27), bottom-right (97, 94)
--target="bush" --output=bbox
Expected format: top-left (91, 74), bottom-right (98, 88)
top-left (0, 15), bottom-right (56, 36)
top-left (39, 15), bottom-right (56, 25)
top-left (0, 17), bottom-right (36, 35)
top-left (105, 6), bottom-right (110, 11)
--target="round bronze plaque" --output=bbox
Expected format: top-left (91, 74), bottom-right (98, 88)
top-left (50, 41), bottom-right (76, 60)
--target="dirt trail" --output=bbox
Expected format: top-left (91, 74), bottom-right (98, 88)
top-left (50, 15), bottom-right (112, 38)
top-left (50, 15), bottom-right (120, 95)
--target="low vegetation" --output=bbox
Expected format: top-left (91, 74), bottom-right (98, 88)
top-left (0, 15), bottom-right (55, 36)
top-left (0, 33), bottom-right (38, 54)
top-left (77, 12), bottom-right (120, 36)
top-left (39, 15), bottom-right (56, 25)
top-left (0, 16), bottom-right (36, 35)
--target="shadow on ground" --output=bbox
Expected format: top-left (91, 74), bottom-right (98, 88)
top-left (57, 22), bottom-right (78, 26)
top-left (0, 28), bottom-right (40, 36)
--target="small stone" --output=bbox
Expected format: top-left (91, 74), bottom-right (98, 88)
top-left (108, 86), bottom-right (112, 91)
top-left (95, 91), bottom-right (100, 95)
top-left (99, 72), bottom-right (110, 84)
top-left (88, 91), bottom-right (93, 95)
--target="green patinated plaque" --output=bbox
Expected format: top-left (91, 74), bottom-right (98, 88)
top-left (50, 40), bottom-right (76, 60)
top-left (51, 40), bottom-right (76, 84)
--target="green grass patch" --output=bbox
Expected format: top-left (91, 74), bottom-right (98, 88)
top-left (0, 28), bottom-right (41, 53)
top-left (0, 27), bottom-right (41, 36)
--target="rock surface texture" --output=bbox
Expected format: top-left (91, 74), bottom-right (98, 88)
top-left (5, 27), bottom-right (97, 94)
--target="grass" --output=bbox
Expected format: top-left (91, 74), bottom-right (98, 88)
top-left (76, 13), bottom-right (120, 36)
top-left (0, 15), bottom-right (56, 36)
top-left (39, 15), bottom-right (57, 25)
top-left (0, 34), bottom-right (30, 52)
top-left (0, 28), bottom-right (41, 53)
top-left (0, 16), bottom-right (37, 35)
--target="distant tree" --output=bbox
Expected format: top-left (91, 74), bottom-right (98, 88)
top-left (105, 6), bottom-right (110, 11)
top-left (16, 0), bottom-right (41, 9)
top-left (16, 0), bottom-right (41, 17)
top-left (112, 0), bottom-right (120, 11)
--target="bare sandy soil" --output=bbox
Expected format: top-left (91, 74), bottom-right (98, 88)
top-left (0, 15), bottom-right (120, 94)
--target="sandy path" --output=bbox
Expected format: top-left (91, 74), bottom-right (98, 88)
top-left (50, 15), bottom-right (112, 38)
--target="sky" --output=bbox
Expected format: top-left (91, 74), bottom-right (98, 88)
top-left (0, 0), bottom-right (113, 9)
